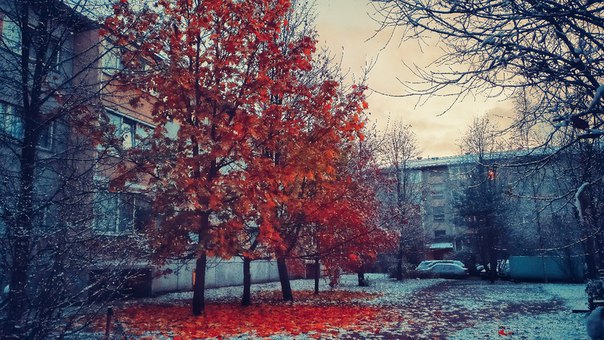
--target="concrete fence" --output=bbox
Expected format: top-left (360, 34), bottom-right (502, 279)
top-left (151, 257), bottom-right (280, 294)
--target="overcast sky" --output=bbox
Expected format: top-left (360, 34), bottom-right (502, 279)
top-left (314, 0), bottom-right (515, 157)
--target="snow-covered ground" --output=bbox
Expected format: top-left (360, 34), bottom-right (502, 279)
top-left (102, 274), bottom-right (593, 339)
top-left (145, 273), bottom-right (444, 306)
top-left (449, 281), bottom-right (589, 339)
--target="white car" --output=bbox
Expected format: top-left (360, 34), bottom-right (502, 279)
top-left (415, 260), bottom-right (466, 271)
top-left (415, 260), bottom-right (437, 271)
top-left (419, 263), bottom-right (469, 278)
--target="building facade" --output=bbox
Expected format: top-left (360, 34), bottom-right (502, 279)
top-left (406, 150), bottom-right (581, 264)
top-left (0, 0), bottom-right (287, 305)
top-left (407, 155), bottom-right (474, 259)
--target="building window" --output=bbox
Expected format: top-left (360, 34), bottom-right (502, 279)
top-left (431, 183), bottom-right (445, 199)
top-left (47, 38), bottom-right (73, 73)
top-left (435, 230), bottom-right (446, 238)
top-left (102, 47), bottom-right (123, 74)
top-left (38, 121), bottom-right (53, 150)
top-left (95, 191), bottom-right (151, 234)
top-left (428, 170), bottom-right (446, 184)
top-left (0, 13), bottom-right (21, 54)
top-left (106, 110), bottom-right (151, 150)
top-left (433, 206), bottom-right (445, 222)
top-left (429, 171), bottom-right (443, 178)
top-left (1, 102), bottom-right (54, 149)
top-left (0, 102), bottom-right (22, 139)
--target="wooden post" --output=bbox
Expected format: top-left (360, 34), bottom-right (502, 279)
top-left (314, 258), bottom-right (320, 294)
top-left (104, 307), bottom-right (113, 340)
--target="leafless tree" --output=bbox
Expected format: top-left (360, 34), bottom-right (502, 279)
top-left (0, 1), bottom-right (150, 338)
top-left (371, 0), bottom-right (604, 147)
top-left (557, 138), bottom-right (604, 278)
top-left (372, 0), bottom-right (604, 275)
top-left (376, 121), bottom-right (423, 280)
top-left (503, 158), bottom-right (585, 281)
top-left (460, 116), bottom-right (506, 158)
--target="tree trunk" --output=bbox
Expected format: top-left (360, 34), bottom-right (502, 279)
top-left (5, 234), bottom-right (31, 339)
top-left (396, 246), bottom-right (404, 280)
top-left (5, 103), bottom-right (38, 339)
top-left (585, 237), bottom-right (598, 279)
top-left (277, 257), bottom-right (293, 301)
top-left (313, 258), bottom-right (320, 294)
top-left (488, 240), bottom-right (497, 284)
top-left (357, 269), bottom-right (366, 286)
top-left (242, 257), bottom-right (252, 306)
top-left (192, 250), bottom-right (207, 315)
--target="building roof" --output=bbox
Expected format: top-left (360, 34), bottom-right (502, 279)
top-left (429, 242), bottom-right (454, 250)
top-left (406, 148), bottom-right (555, 170)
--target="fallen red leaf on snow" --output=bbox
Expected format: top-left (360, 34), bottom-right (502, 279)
top-left (92, 290), bottom-right (389, 338)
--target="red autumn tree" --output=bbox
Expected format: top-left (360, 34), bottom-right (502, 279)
top-left (307, 131), bottom-right (399, 289)
top-left (107, 0), bottom-right (318, 315)
top-left (247, 77), bottom-right (371, 299)
top-left (229, 10), bottom-right (371, 301)
top-left (108, 0), bottom-right (376, 312)
top-left (235, 0), bottom-right (319, 306)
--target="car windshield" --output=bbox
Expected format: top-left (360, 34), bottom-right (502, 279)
top-left (416, 261), bottom-right (435, 269)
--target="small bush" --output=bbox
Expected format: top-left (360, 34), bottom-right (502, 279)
top-left (586, 279), bottom-right (604, 310)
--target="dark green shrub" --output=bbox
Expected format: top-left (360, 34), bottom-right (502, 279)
top-left (586, 279), bottom-right (604, 310)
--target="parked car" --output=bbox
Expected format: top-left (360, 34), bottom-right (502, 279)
top-left (419, 263), bottom-right (469, 278)
top-left (415, 260), bottom-right (437, 271)
top-left (440, 260), bottom-right (466, 268)
top-left (415, 260), bottom-right (466, 271)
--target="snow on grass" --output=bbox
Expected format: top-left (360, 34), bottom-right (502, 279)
top-left (450, 282), bottom-right (589, 339)
top-left (542, 283), bottom-right (588, 310)
top-left (332, 274), bottom-right (445, 306)
top-left (450, 309), bottom-right (588, 339)
top-left (144, 273), bottom-right (443, 307)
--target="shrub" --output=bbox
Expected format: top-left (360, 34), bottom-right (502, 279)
top-left (586, 279), bottom-right (604, 310)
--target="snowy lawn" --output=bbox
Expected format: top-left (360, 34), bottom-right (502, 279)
top-left (87, 274), bottom-right (591, 339)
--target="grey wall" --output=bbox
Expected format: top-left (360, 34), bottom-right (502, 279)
top-left (152, 257), bottom-right (280, 294)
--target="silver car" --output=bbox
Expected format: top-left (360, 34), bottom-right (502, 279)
top-left (415, 260), bottom-right (437, 271)
top-left (415, 260), bottom-right (465, 271)
top-left (422, 263), bottom-right (469, 278)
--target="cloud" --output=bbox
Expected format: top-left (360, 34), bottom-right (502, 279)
top-left (315, 0), bottom-right (514, 157)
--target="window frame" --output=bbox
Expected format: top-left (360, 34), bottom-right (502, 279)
top-left (105, 109), bottom-right (152, 150)
top-left (101, 44), bottom-right (124, 75)
top-left (37, 120), bottom-right (53, 150)
top-left (433, 206), bottom-right (445, 222)
top-left (47, 37), bottom-right (73, 74)
top-left (434, 229), bottom-right (446, 238)
top-left (0, 101), bottom-right (54, 150)
top-left (0, 101), bottom-right (23, 139)
top-left (0, 11), bottom-right (22, 54)
top-left (431, 183), bottom-right (445, 200)
top-left (94, 190), bottom-right (151, 235)
top-left (433, 214), bottom-right (445, 222)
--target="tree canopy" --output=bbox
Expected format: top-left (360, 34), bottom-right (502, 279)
top-left (107, 0), bottom-right (385, 314)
